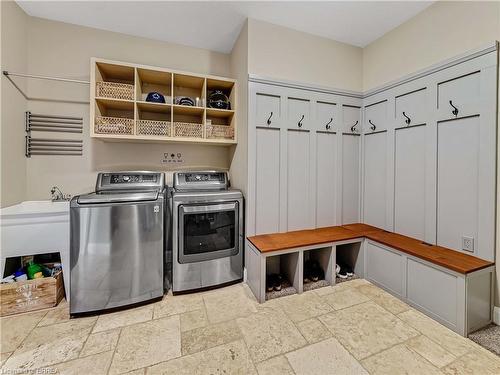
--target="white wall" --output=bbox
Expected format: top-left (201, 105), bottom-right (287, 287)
top-left (1, 1), bottom-right (28, 207)
top-left (247, 19), bottom-right (363, 92)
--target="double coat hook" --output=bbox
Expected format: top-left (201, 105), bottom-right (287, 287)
top-left (368, 119), bottom-right (376, 131)
top-left (325, 118), bottom-right (333, 130)
top-left (267, 112), bottom-right (273, 125)
top-left (402, 112), bottom-right (411, 125)
top-left (350, 120), bottom-right (358, 133)
top-left (298, 114), bottom-right (304, 128)
top-left (449, 100), bottom-right (459, 116)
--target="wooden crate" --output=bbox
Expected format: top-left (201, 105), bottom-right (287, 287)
top-left (0, 272), bottom-right (64, 316)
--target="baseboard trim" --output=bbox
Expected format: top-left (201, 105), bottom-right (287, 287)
top-left (494, 306), bottom-right (500, 325)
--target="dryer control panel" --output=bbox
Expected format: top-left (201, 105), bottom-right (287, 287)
top-left (174, 171), bottom-right (228, 190)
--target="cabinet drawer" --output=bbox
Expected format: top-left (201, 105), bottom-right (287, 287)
top-left (438, 71), bottom-right (480, 119)
top-left (315, 101), bottom-right (337, 132)
top-left (256, 93), bottom-right (281, 127)
top-left (366, 241), bottom-right (404, 297)
top-left (288, 97), bottom-right (311, 130)
top-left (364, 100), bottom-right (387, 133)
top-left (395, 88), bottom-right (427, 127)
top-left (342, 105), bottom-right (361, 133)
top-left (407, 258), bottom-right (459, 328)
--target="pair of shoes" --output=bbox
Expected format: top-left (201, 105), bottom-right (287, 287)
top-left (266, 273), bottom-right (283, 292)
top-left (304, 260), bottom-right (325, 283)
top-left (336, 262), bottom-right (354, 279)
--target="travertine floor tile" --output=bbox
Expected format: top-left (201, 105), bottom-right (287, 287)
top-left (108, 316), bottom-right (180, 375)
top-left (296, 317), bottom-right (332, 344)
top-left (405, 335), bottom-right (456, 368)
top-left (361, 344), bottom-right (440, 375)
top-left (44, 350), bottom-right (113, 375)
top-left (203, 284), bottom-right (258, 324)
top-left (398, 309), bottom-right (472, 356)
top-left (181, 320), bottom-right (241, 355)
top-left (313, 279), bottom-right (371, 296)
top-left (80, 328), bottom-right (120, 357)
top-left (277, 291), bottom-right (333, 322)
top-left (93, 305), bottom-right (153, 333)
top-left (319, 302), bottom-right (418, 359)
top-left (180, 309), bottom-right (208, 332)
top-left (148, 340), bottom-right (257, 375)
top-left (0, 352), bottom-right (11, 366)
top-left (255, 355), bottom-right (294, 375)
top-left (322, 288), bottom-right (370, 310)
top-left (153, 293), bottom-right (204, 319)
top-left (286, 337), bottom-right (368, 375)
top-left (357, 284), bottom-right (410, 314)
top-left (237, 306), bottom-right (306, 362)
top-left (38, 306), bottom-right (71, 327)
top-left (442, 349), bottom-right (500, 374)
top-left (3, 318), bottom-right (95, 370)
top-left (0, 310), bottom-right (47, 353)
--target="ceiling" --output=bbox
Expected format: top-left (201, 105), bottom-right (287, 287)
top-left (17, 1), bottom-right (433, 54)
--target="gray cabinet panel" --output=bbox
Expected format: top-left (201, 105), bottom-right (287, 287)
top-left (394, 125), bottom-right (426, 240)
top-left (256, 93), bottom-right (281, 127)
top-left (316, 101), bottom-right (337, 132)
top-left (364, 100), bottom-right (387, 132)
top-left (438, 71), bottom-right (480, 118)
top-left (363, 132), bottom-right (387, 228)
top-left (316, 132), bottom-right (337, 227)
top-left (395, 88), bottom-right (427, 127)
top-left (366, 241), bottom-right (404, 297)
top-left (342, 105), bottom-right (361, 133)
top-left (407, 258), bottom-right (458, 327)
top-left (437, 116), bottom-right (479, 253)
top-left (288, 97), bottom-right (311, 130)
top-left (255, 127), bottom-right (281, 234)
top-left (287, 130), bottom-right (310, 231)
top-left (342, 134), bottom-right (360, 224)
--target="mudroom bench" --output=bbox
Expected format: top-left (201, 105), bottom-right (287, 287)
top-left (245, 223), bottom-right (495, 336)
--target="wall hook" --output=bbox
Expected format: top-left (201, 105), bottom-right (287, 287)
top-left (403, 111), bottom-right (411, 125)
top-left (449, 100), bottom-right (459, 116)
top-left (325, 118), bottom-right (333, 130)
top-left (350, 120), bottom-right (358, 132)
top-left (369, 119), bottom-right (376, 131)
top-left (266, 112), bottom-right (273, 125)
top-left (298, 114), bottom-right (304, 128)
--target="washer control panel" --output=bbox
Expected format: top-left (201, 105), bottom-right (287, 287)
top-left (96, 172), bottom-right (164, 192)
top-left (174, 171), bottom-right (228, 190)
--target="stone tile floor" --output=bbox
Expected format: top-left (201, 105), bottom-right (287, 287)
top-left (1, 279), bottom-right (499, 374)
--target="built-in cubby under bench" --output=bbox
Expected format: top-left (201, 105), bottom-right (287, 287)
top-left (245, 223), bottom-right (495, 336)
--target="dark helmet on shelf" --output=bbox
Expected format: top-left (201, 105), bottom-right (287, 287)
top-left (145, 92), bottom-right (165, 103)
top-left (208, 90), bottom-right (230, 110)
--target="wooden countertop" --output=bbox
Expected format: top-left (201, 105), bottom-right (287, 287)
top-left (247, 223), bottom-right (494, 274)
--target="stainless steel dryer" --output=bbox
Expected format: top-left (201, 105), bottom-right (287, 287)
top-left (70, 171), bottom-right (166, 315)
top-left (169, 171), bottom-right (243, 293)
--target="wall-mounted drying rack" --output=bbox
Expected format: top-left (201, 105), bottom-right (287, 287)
top-left (25, 111), bottom-right (83, 157)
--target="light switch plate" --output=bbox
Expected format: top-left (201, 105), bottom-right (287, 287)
top-left (462, 236), bottom-right (474, 252)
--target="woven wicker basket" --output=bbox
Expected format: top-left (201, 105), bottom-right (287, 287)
top-left (173, 122), bottom-right (203, 138)
top-left (137, 120), bottom-right (171, 137)
top-left (96, 81), bottom-right (134, 100)
top-left (95, 116), bottom-right (134, 135)
top-left (206, 124), bottom-right (235, 140)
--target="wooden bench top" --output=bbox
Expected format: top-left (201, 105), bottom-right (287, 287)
top-left (247, 224), bottom-right (494, 274)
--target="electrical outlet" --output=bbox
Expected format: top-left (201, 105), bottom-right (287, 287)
top-left (462, 236), bottom-right (474, 252)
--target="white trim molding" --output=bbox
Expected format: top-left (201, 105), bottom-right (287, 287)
top-left (494, 306), bottom-right (500, 325)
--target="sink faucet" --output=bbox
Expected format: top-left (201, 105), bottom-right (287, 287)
top-left (50, 186), bottom-right (70, 202)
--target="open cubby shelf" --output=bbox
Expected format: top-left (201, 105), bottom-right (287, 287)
top-left (91, 57), bottom-right (237, 145)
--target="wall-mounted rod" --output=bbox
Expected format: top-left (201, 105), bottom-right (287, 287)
top-left (29, 128), bottom-right (82, 134)
top-left (29, 138), bottom-right (82, 143)
top-left (3, 71), bottom-right (89, 85)
top-left (29, 151), bottom-right (82, 156)
top-left (29, 113), bottom-right (84, 121)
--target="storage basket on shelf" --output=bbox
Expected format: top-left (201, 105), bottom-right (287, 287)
top-left (96, 81), bottom-right (134, 100)
top-left (173, 122), bottom-right (203, 138)
top-left (137, 120), bottom-right (171, 137)
top-left (95, 116), bottom-right (134, 135)
top-left (206, 124), bottom-right (235, 140)
top-left (0, 271), bottom-right (64, 316)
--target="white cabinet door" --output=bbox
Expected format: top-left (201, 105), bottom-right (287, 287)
top-left (256, 93), bottom-right (281, 127)
top-left (288, 97), bottom-right (311, 130)
top-left (342, 134), bottom-right (360, 224)
top-left (395, 88), bottom-right (427, 127)
top-left (316, 132), bottom-right (337, 227)
top-left (364, 100), bottom-right (388, 133)
top-left (287, 129), bottom-right (311, 231)
top-left (394, 124), bottom-right (426, 240)
top-left (255, 127), bottom-right (281, 234)
top-left (315, 101), bottom-right (337, 132)
top-left (363, 132), bottom-right (387, 228)
top-left (437, 71), bottom-right (481, 120)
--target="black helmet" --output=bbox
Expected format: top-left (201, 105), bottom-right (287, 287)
top-left (208, 90), bottom-right (230, 110)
